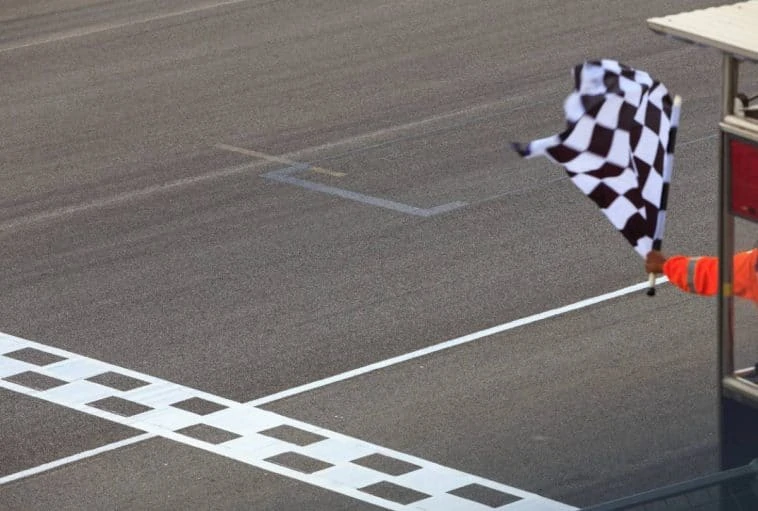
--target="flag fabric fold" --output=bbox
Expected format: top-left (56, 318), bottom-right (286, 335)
top-left (513, 59), bottom-right (677, 258)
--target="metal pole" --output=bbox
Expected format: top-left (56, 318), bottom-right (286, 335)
top-left (719, 55), bottom-right (738, 380)
top-left (719, 55), bottom-right (738, 476)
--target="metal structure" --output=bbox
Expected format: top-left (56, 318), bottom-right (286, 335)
top-left (583, 2), bottom-right (758, 509)
top-left (647, 1), bottom-right (758, 470)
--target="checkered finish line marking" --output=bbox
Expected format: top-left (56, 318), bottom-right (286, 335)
top-left (0, 332), bottom-right (575, 511)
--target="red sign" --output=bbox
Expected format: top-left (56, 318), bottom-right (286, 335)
top-left (731, 138), bottom-right (758, 222)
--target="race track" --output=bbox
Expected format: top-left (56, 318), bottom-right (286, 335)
top-left (0, 0), bottom-right (736, 509)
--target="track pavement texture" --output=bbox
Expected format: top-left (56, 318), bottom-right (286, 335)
top-left (0, 0), bottom-right (743, 509)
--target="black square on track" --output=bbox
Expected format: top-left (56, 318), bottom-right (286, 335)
top-left (86, 371), bottom-right (151, 392)
top-left (264, 452), bottom-right (333, 474)
top-left (170, 397), bottom-right (228, 416)
top-left (87, 396), bottom-right (153, 417)
top-left (3, 348), bottom-right (66, 366)
top-left (351, 453), bottom-right (421, 476)
top-left (175, 424), bottom-right (241, 444)
top-left (359, 481), bottom-right (430, 505)
top-left (258, 425), bottom-right (327, 446)
top-left (4, 371), bottom-right (67, 391)
top-left (448, 483), bottom-right (522, 507)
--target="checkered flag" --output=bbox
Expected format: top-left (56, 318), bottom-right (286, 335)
top-left (512, 59), bottom-right (681, 294)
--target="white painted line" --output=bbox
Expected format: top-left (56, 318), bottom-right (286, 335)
top-left (247, 276), bottom-right (670, 406)
top-left (310, 167), bottom-right (346, 177)
top-left (3, 131), bottom-right (713, 234)
top-left (0, 93), bottom-right (559, 233)
top-left (280, 96), bottom-right (554, 161)
top-left (263, 165), bottom-right (467, 217)
top-left (678, 133), bottom-right (717, 147)
top-left (216, 144), bottom-right (347, 176)
top-left (215, 143), bottom-right (300, 166)
top-left (0, 103), bottom-right (497, 232)
top-left (0, 161), bottom-right (260, 233)
top-left (0, 332), bottom-right (574, 510)
top-left (218, 145), bottom-right (467, 216)
top-left (2, 85), bottom-right (707, 233)
top-left (154, 429), bottom-right (414, 511)
top-left (0, 433), bottom-right (154, 485)
top-left (0, 0), bottom-right (263, 53)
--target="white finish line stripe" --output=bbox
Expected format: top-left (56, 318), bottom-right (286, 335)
top-left (248, 276), bottom-right (670, 406)
top-left (0, 277), bottom-right (667, 508)
top-left (0, 433), bottom-right (154, 485)
top-left (0, 332), bottom-right (574, 510)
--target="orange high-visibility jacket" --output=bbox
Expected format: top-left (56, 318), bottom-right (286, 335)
top-left (663, 249), bottom-right (758, 301)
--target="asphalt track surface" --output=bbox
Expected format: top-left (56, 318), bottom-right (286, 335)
top-left (0, 0), bottom-right (750, 509)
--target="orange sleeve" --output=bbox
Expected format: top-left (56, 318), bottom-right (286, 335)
top-left (733, 250), bottom-right (758, 301)
top-left (663, 251), bottom-right (758, 299)
top-left (663, 255), bottom-right (718, 295)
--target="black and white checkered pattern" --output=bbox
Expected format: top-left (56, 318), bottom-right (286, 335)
top-left (513, 59), bottom-right (679, 258)
top-left (0, 332), bottom-right (576, 510)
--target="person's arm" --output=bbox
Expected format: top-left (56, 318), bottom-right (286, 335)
top-left (662, 255), bottom-right (718, 295)
top-left (732, 250), bottom-right (758, 301)
top-left (646, 250), bottom-right (757, 298)
top-left (646, 250), bottom-right (717, 295)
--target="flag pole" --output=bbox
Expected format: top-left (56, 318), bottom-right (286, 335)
top-left (647, 94), bottom-right (682, 296)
